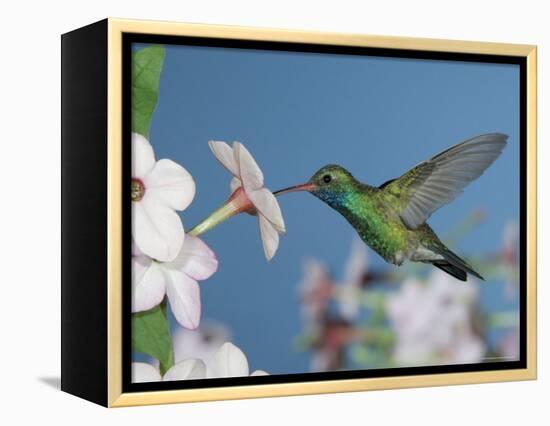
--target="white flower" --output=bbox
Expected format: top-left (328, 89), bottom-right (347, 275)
top-left (172, 322), bottom-right (230, 364)
top-left (132, 233), bottom-right (218, 329)
top-left (132, 133), bottom-right (196, 262)
top-left (132, 359), bottom-right (206, 383)
top-left (132, 342), bottom-right (267, 383)
top-left (206, 342), bottom-right (268, 378)
top-left (386, 269), bottom-right (484, 365)
top-left (208, 140), bottom-right (285, 261)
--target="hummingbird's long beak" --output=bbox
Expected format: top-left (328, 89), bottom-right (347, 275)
top-left (273, 182), bottom-right (317, 196)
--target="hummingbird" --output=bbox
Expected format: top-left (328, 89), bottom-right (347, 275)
top-left (275, 133), bottom-right (508, 281)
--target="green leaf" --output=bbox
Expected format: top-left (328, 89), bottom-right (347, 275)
top-left (132, 45), bottom-right (165, 137)
top-left (132, 302), bottom-right (174, 375)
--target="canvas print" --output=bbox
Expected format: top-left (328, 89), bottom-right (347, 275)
top-left (129, 43), bottom-right (521, 384)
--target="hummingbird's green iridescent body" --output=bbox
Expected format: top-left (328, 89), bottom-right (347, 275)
top-left (276, 133), bottom-right (509, 281)
top-left (309, 167), bottom-right (434, 266)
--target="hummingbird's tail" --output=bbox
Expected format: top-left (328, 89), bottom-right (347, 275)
top-left (429, 243), bottom-right (484, 282)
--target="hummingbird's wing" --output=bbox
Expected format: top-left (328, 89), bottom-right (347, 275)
top-left (380, 133), bottom-right (508, 229)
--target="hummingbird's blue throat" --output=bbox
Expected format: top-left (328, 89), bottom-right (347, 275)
top-left (313, 188), bottom-right (349, 209)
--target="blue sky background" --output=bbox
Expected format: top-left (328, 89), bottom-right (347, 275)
top-left (135, 43), bottom-right (520, 374)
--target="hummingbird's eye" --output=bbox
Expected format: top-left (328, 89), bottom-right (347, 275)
top-left (323, 174), bottom-right (332, 184)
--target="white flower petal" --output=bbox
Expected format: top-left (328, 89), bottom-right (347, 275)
top-left (163, 359), bottom-right (207, 381)
top-left (258, 214), bottom-right (280, 261)
top-left (132, 239), bottom-right (144, 257)
top-left (230, 176), bottom-right (242, 193)
top-left (208, 140), bottom-right (239, 177)
top-left (133, 199), bottom-right (185, 262)
top-left (207, 342), bottom-right (249, 378)
top-left (172, 324), bottom-right (230, 364)
top-left (143, 159), bottom-right (196, 211)
top-left (132, 256), bottom-right (166, 312)
top-left (170, 234), bottom-right (218, 281)
top-left (250, 370), bottom-right (269, 376)
top-left (132, 133), bottom-right (156, 178)
top-left (234, 142), bottom-right (264, 192)
top-left (165, 269), bottom-right (201, 329)
top-left (248, 188), bottom-right (285, 232)
top-left (132, 362), bottom-right (162, 383)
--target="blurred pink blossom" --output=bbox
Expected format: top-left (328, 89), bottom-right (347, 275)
top-left (299, 259), bottom-right (333, 326)
top-left (500, 221), bottom-right (520, 299)
top-left (386, 269), bottom-right (485, 366)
